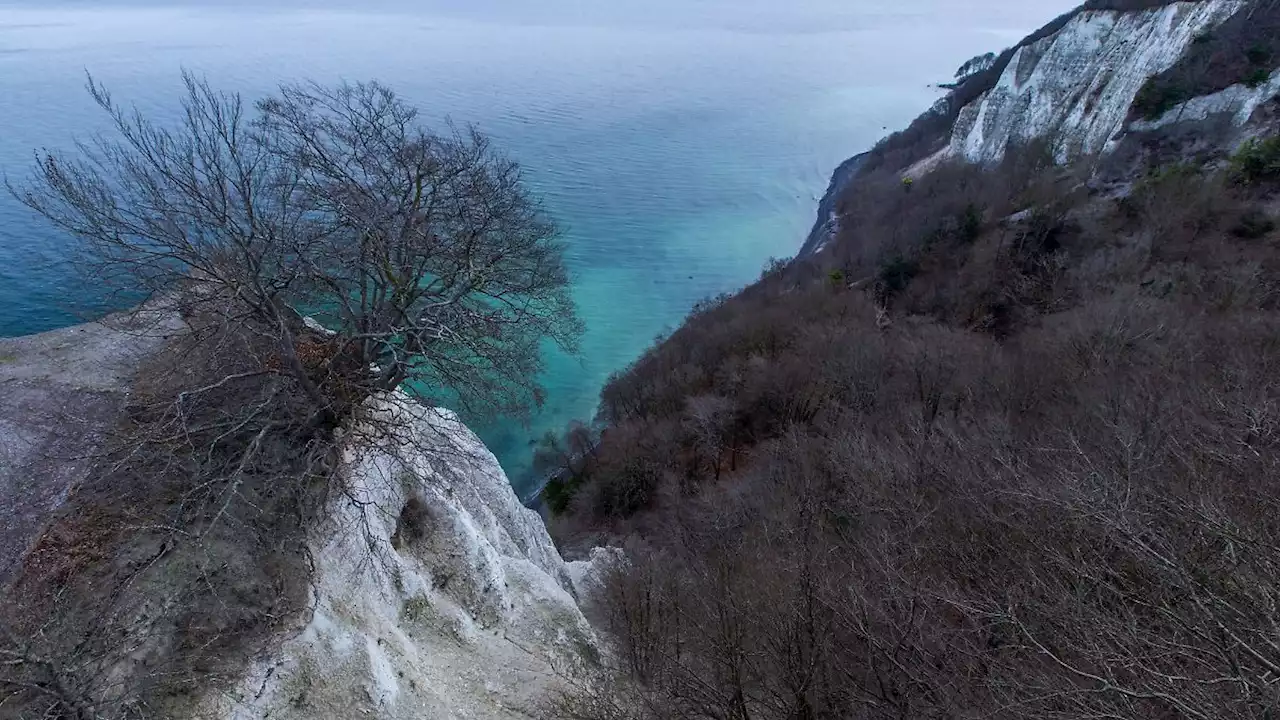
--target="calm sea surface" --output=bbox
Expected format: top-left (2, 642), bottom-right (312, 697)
top-left (0, 0), bottom-right (1072, 496)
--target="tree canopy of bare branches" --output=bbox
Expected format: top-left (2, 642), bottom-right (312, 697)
top-left (13, 73), bottom-right (581, 424)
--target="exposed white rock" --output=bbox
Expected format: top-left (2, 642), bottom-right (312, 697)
top-left (566, 546), bottom-right (625, 618)
top-left (946, 1), bottom-right (1245, 166)
top-left (1131, 67), bottom-right (1280, 132)
top-left (808, 211), bottom-right (840, 255)
top-left (302, 315), bottom-right (338, 337)
top-left (199, 393), bottom-right (611, 720)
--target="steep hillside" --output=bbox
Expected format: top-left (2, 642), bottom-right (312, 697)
top-left (541, 2), bottom-right (1280, 718)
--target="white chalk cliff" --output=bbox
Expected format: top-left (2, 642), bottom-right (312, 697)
top-left (946, 0), bottom-right (1245, 165)
top-left (801, 0), bottom-right (1275, 257)
top-left (199, 394), bottom-right (612, 720)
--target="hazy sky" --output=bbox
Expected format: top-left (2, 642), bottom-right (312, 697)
top-left (1, 0), bottom-right (1080, 36)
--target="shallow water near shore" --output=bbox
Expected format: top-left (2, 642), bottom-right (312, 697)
top-left (0, 0), bottom-right (1071, 496)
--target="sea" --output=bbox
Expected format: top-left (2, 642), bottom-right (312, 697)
top-left (0, 0), bottom-right (1072, 497)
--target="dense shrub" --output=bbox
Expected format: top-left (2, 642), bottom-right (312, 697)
top-left (958, 202), bottom-right (983, 243)
top-left (1232, 134), bottom-right (1280, 184)
top-left (551, 302), bottom-right (1280, 720)
top-left (1246, 66), bottom-right (1273, 88)
top-left (1131, 76), bottom-right (1191, 120)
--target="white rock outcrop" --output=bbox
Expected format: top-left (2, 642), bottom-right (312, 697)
top-left (200, 393), bottom-right (610, 720)
top-left (945, 0), bottom-right (1245, 166)
top-left (1131, 67), bottom-right (1280, 133)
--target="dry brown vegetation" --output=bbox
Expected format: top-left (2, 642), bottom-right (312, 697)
top-left (1, 321), bottom-right (321, 719)
top-left (544, 127), bottom-right (1280, 718)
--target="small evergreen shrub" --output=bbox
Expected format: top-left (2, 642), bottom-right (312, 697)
top-left (1232, 136), bottom-right (1280, 185)
top-left (1245, 67), bottom-right (1272, 89)
top-left (878, 257), bottom-right (919, 297)
top-left (1132, 77), bottom-right (1187, 120)
top-left (541, 476), bottom-right (579, 515)
top-left (959, 203), bottom-right (984, 244)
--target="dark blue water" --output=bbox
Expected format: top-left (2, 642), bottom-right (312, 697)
top-left (0, 0), bottom-right (1072, 495)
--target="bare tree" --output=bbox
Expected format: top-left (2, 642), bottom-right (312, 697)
top-left (2, 74), bottom-right (581, 718)
top-left (13, 73), bottom-right (581, 423)
top-left (683, 395), bottom-right (734, 483)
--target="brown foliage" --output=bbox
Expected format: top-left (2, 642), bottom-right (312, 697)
top-left (547, 140), bottom-right (1280, 719)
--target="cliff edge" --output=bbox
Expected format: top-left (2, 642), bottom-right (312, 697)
top-left (0, 314), bottom-right (613, 719)
top-left (199, 393), bottom-right (612, 720)
top-left (0, 309), bottom-right (184, 584)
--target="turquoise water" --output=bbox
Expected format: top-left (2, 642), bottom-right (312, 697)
top-left (0, 0), bottom-right (1070, 496)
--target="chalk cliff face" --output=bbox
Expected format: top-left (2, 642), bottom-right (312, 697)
top-left (947, 1), bottom-right (1244, 165)
top-left (802, 0), bottom-right (1269, 257)
top-left (200, 394), bottom-right (611, 720)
